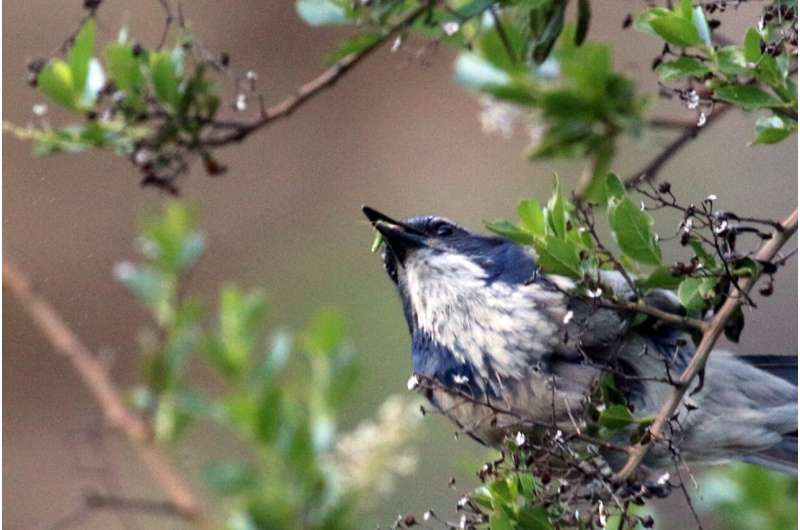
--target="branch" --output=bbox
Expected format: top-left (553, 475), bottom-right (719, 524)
top-left (202, 1), bottom-right (433, 147)
top-left (595, 299), bottom-right (708, 332)
top-left (625, 104), bottom-right (732, 187)
top-left (614, 207), bottom-right (798, 481)
top-left (3, 261), bottom-right (209, 525)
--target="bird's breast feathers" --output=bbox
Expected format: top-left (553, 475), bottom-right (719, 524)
top-left (405, 250), bottom-right (566, 383)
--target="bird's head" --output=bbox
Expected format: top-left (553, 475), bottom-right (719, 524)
top-left (362, 206), bottom-right (538, 330)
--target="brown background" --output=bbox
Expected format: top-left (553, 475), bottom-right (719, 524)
top-left (4, 1), bottom-right (797, 529)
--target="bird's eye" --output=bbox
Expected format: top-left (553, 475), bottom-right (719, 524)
top-left (433, 221), bottom-right (454, 237)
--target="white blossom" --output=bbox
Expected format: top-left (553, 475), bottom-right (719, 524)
top-left (32, 103), bottom-right (48, 116)
top-left (514, 431), bottom-right (527, 446)
top-left (657, 472), bottom-right (671, 485)
top-left (442, 21), bottom-right (460, 36)
top-left (479, 96), bottom-right (521, 139)
top-left (697, 111), bottom-right (707, 127)
top-left (234, 93), bottom-right (247, 111)
top-left (562, 310), bottom-right (574, 325)
top-left (407, 374), bottom-right (420, 390)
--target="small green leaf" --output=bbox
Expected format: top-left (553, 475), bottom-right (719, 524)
top-left (598, 404), bottom-right (635, 429)
top-left (716, 46), bottom-right (748, 75)
top-left (636, 266), bottom-right (683, 289)
top-left (150, 51), bottom-right (181, 110)
top-left (574, 0), bottom-right (591, 46)
top-left (454, 53), bottom-right (511, 90)
top-left (68, 19), bottom-right (96, 96)
top-left (724, 306), bottom-right (745, 343)
top-left (743, 28), bottom-right (762, 63)
top-left (325, 31), bottom-right (382, 65)
top-left (608, 197), bottom-right (662, 266)
top-left (546, 176), bottom-right (567, 239)
top-left (256, 384), bottom-right (283, 442)
top-left (656, 57), bottom-right (710, 81)
top-left (517, 199), bottom-right (546, 237)
top-left (304, 307), bottom-right (346, 357)
top-left (752, 115), bottom-right (796, 145)
top-left (38, 61), bottom-right (77, 109)
top-left (203, 460), bottom-right (258, 495)
top-left (105, 42), bottom-right (143, 92)
top-left (532, 236), bottom-right (582, 278)
top-left (649, 14), bottom-right (701, 48)
top-left (678, 277), bottom-right (717, 312)
top-left (370, 232), bottom-right (384, 253)
top-left (604, 172), bottom-right (626, 201)
top-left (517, 505), bottom-right (553, 530)
top-left (691, 6), bottom-right (712, 47)
top-left (489, 510), bottom-right (514, 530)
top-left (485, 220), bottom-right (534, 244)
top-left (713, 84), bottom-right (785, 111)
top-left (296, 0), bottom-right (350, 26)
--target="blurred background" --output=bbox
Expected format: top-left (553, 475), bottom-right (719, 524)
top-left (3, 1), bottom-right (797, 529)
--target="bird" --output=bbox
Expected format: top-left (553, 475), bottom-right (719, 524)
top-left (362, 206), bottom-right (798, 478)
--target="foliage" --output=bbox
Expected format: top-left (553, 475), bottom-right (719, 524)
top-left (117, 202), bottom-right (420, 529)
top-left (639, 0), bottom-right (798, 144)
top-left (6, 1), bottom-right (798, 529)
top-left (699, 463), bottom-right (798, 530)
top-left (7, 0), bottom-right (796, 194)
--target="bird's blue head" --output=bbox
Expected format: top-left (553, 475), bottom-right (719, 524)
top-left (363, 206), bottom-right (562, 391)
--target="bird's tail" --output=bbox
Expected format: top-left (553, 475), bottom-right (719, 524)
top-left (738, 354), bottom-right (798, 386)
top-left (738, 354), bottom-right (797, 474)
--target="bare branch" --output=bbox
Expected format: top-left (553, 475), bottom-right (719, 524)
top-left (625, 105), bottom-right (733, 187)
top-left (202, 1), bottom-right (434, 147)
top-left (614, 207), bottom-right (798, 481)
top-left (3, 261), bottom-right (209, 526)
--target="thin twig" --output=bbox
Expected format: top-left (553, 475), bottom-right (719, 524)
top-left (202, 1), bottom-right (434, 147)
top-left (625, 105), bottom-right (732, 187)
top-left (594, 299), bottom-right (708, 332)
top-left (614, 207), bottom-right (798, 481)
top-left (3, 261), bottom-right (208, 526)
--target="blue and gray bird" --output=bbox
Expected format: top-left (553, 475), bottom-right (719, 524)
top-left (363, 206), bottom-right (798, 476)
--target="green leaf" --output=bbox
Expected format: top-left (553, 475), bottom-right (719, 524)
top-left (546, 176), bottom-right (567, 239)
top-left (724, 306), bottom-right (745, 343)
top-left (604, 172), bottom-right (626, 201)
top-left (304, 307), bottom-right (346, 357)
top-left (517, 505), bottom-right (553, 530)
top-left (517, 199), bottom-right (546, 237)
top-left (691, 6), bottom-right (712, 47)
top-left (744, 28), bottom-right (762, 63)
top-left (608, 197), bottom-right (662, 266)
top-left (105, 42), bottom-right (143, 92)
top-left (636, 266), bottom-right (683, 289)
top-left (751, 115), bottom-right (796, 145)
top-left (656, 57), bottom-right (710, 81)
top-left (532, 236), bottom-right (582, 277)
top-left (716, 46), bottom-right (748, 75)
top-left (203, 460), bottom-right (258, 495)
top-left (574, 0), bottom-right (591, 46)
top-left (485, 220), bottom-right (534, 244)
top-left (530, 1), bottom-right (567, 64)
top-left (150, 51), bottom-right (181, 110)
top-left (68, 19), bottom-right (96, 96)
top-left (713, 84), bottom-right (785, 111)
top-left (598, 404), bottom-right (635, 430)
top-left (296, 0), bottom-right (349, 26)
top-left (489, 510), bottom-right (514, 530)
top-left (454, 53), bottom-right (511, 90)
top-left (256, 384), bottom-right (283, 442)
top-left (649, 14), bottom-right (701, 47)
top-left (678, 277), bottom-right (717, 312)
top-left (38, 61), bottom-right (77, 109)
top-left (325, 31), bottom-right (382, 65)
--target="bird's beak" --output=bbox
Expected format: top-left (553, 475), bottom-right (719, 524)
top-left (362, 206), bottom-right (426, 261)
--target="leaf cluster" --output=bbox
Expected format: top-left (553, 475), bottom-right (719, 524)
top-left (118, 202), bottom-right (384, 530)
